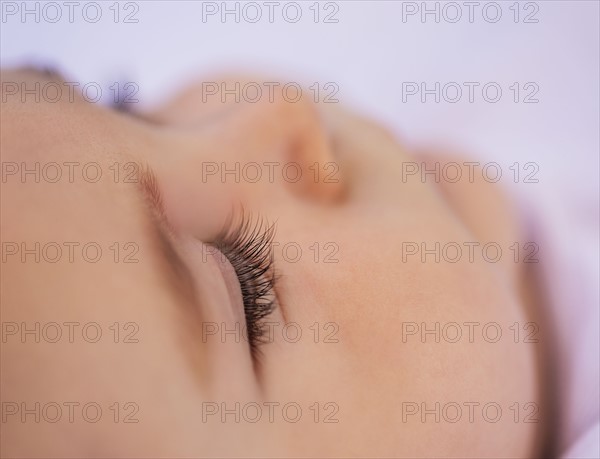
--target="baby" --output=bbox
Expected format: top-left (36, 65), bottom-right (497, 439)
top-left (1, 68), bottom-right (548, 458)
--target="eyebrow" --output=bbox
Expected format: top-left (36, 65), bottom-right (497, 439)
top-left (136, 165), bottom-right (199, 312)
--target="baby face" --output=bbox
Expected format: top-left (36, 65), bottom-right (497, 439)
top-left (1, 70), bottom-right (541, 458)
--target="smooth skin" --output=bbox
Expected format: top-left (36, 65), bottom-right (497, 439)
top-left (1, 69), bottom-right (546, 458)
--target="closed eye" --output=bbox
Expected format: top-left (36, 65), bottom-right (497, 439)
top-left (209, 210), bottom-right (279, 358)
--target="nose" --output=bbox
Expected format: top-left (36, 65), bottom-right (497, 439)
top-left (143, 77), bottom-right (346, 236)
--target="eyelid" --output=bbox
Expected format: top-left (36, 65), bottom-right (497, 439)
top-left (134, 165), bottom-right (200, 311)
top-left (136, 165), bottom-right (278, 356)
top-left (206, 245), bottom-right (245, 319)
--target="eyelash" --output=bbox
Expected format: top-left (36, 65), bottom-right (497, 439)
top-left (212, 212), bottom-right (278, 356)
